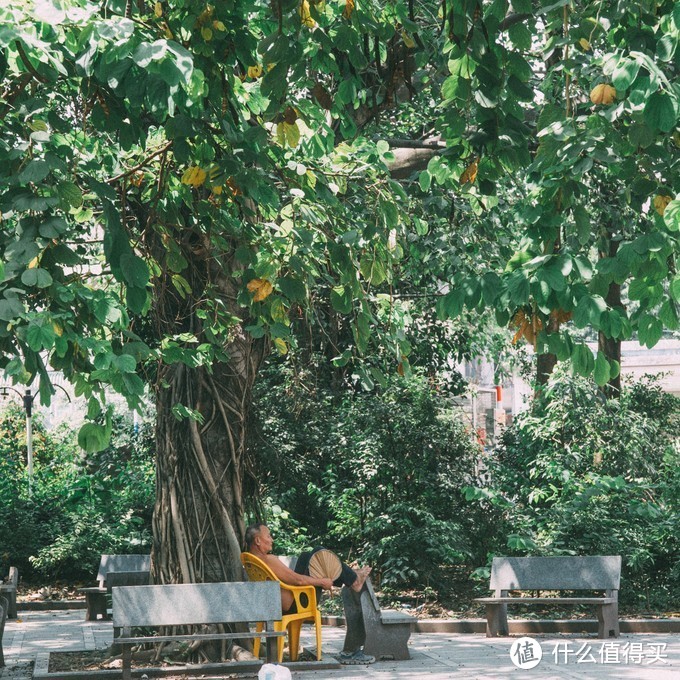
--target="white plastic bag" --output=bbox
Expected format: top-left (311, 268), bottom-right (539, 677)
top-left (258, 663), bottom-right (292, 680)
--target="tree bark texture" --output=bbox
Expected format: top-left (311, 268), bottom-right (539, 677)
top-left (149, 229), bottom-right (267, 585)
top-left (599, 237), bottom-right (623, 398)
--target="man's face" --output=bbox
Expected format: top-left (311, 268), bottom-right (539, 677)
top-left (257, 525), bottom-right (274, 553)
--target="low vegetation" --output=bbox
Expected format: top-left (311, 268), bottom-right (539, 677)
top-left (1, 370), bottom-right (678, 615)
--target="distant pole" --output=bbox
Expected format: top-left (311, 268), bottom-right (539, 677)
top-left (24, 389), bottom-right (34, 496)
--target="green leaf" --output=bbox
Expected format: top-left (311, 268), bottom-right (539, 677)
top-left (121, 254), bottom-right (150, 288)
top-left (19, 160), bottom-right (50, 184)
top-left (670, 275), bottom-right (680, 302)
top-left (444, 287), bottom-right (466, 318)
top-left (573, 295), bottom-right (606, 328)
top-left (78, 422), bottom-right (110, 452)
top-left (593, 352), bottom-right (611, 386)
top-left (506, 271), bottom-right (530, 304)
top-left (638, 314), bottom-right (663, 348)
top-left (659, 300), bottom-right (679, 330)
top-left (612, 59), bottom-right (640, 91)
top-left (663, 199), bottom-right (680, 232)
top-left (330, 286), bottom-right (352, 314)
top-left (113, 354), bottom-right (137, 373)
top-left (26, 322), bottom-right (54, 351)
top-left (571, 343), bottom-right (594, 376)
top-left (360, 255), bottom-right (386, 286)
top-left (278, 276), bottom-right (306, 301)
top-left (21, 268), bottom-right (53, 288)
top-left (126, 286), bottom-right (148, 314)
top-left (643, 92), bottom-right (677, 132)
top-left (57, 181), bottom-right (83, 209)
top-left (133, 40), bottom-right (167, 68)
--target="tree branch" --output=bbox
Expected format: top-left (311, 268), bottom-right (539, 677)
top-left (107, 141), bottom-right (174, 184)
top-left (499, 13), bottom-right (533, 31)
top-left (15, 41), bottom-right (50, 84)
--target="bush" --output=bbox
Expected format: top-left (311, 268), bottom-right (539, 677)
top-left (465, 370), bottom-right (680, 610)
top-left (0, 405), bottom-right (154, 582)
top-left (252, 367), bottom-right (488, 591)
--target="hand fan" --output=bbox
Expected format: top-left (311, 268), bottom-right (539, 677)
top-left (308, 549), bottom-right (342, 581)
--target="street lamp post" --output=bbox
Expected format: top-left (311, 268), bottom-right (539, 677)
top-left (23, 389), bottom-right (35, 496)
top-left (1, 384), bottom-right (71, 495)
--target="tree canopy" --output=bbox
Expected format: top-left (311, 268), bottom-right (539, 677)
top-left (1, 0), bottom-right (679, 582)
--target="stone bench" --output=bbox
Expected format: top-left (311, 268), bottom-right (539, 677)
top-left (342, 577), bottom-right (414, 660)
top-left (0, 594), bottom-right (7, 667)
top-left (474, 555), bottom-right (622, 639)
top-left (79, 553), bottom-right (150, 620)
top-left (0, 566), bottom-right (18, 620)
top-left (112, 581), bottom-right (285, 680)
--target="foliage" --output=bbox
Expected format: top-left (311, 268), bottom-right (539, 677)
top-left (428, 1), bottom-right (680, 380)
top-left (0, 405), bottom-right (154, 581)
top-left (465, 370), bottom-right (680, 608)
top-left (1, 0), bottom-right (678, 591)
top-left (253, 364), bottom-right (492, 590)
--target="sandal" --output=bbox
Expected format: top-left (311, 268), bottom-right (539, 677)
top-left (337, 649), bottom-right (376, 665)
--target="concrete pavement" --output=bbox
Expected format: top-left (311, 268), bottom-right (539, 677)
top-left (1, 609), bottom-right (679, 679)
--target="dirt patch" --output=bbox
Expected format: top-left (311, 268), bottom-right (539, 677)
top-left (48, 647), bottom-right (259, 679)
top-left (48, 649), bottom-right (114, 673)
top-left (17, 583), bottom-right (83, 604)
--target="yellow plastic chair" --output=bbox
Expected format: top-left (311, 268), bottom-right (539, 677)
top-left (241, 552), bottom-right (322, 662)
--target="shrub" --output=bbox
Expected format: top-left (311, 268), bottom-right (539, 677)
top-left (465, 369), bottom-right (680, 610)
top-left (252, 367), bottom-right (487, 591)
top-left (0, 404), bottom-right (154, 581)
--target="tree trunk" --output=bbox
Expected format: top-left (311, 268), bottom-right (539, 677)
top-left (536, 350), bottom-right (557, 386)
top-left (152, 355), bottom-right (264, 585)
top-left (598, 238), bottom-right (623, 398)
top-left (148, 229), bottom-right (267, 585)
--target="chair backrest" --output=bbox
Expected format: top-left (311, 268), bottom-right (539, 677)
top-left (112, 581), bottom-right (282, 628)
top-left (105, 570), bottom-right (151, 593)
top-left (241, 552), bottom-right (278, 583)
top-left (363, 577), bottom-right (381, 613)
top-left (7, 567), bottom-right (18, 589)
top-left (96, 554), bottom-right (151, 587)
top-left (490, 556), bottom-right (622, 592)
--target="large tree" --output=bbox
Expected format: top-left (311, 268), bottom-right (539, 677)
top-left (1, 0), bottom-right (678, 593)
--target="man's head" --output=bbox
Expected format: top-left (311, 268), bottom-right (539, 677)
top-left (245, 523), bottom-right (272, 553)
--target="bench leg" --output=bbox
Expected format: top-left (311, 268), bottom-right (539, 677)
top-left (485, 603), bottom-right (509, 637)
top-left (4, 592), bottom-right (16, 620)
top-left (85, 592), bottom-right (107, 621)
top-left (596, 603), bottom-right (619, 638)
top-left (265, 633), bottom-right (279, 664)
top-left (341, 586), bottom-right (366, 653)
top-left (121, 644), bottom-right (132, 680)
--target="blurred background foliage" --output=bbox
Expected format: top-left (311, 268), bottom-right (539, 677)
top-left (0, 404), bottom-right (154, 581)
top-left (1, 365), bottom-right (678, 613)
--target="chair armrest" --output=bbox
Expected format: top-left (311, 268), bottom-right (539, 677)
top-left (281, 582), bottom-right (318, 612)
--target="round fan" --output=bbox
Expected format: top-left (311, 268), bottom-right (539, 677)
top-left (308, 549), bottom-right (342, 581)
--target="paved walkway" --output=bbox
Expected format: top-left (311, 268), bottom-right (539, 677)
top-left (1, 610), bottom-right (679, 678)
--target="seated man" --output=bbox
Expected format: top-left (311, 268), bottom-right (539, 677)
top-left (244, 523), bottom-right (374, 664)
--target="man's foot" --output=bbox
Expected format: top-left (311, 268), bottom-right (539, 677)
top-left (351, 565), bottom-right (372, 592)
top-left (337, 649), bottom-right (376, 665)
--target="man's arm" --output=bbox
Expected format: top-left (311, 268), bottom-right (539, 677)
top-left (264, 554), bottom-right (333, 590)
